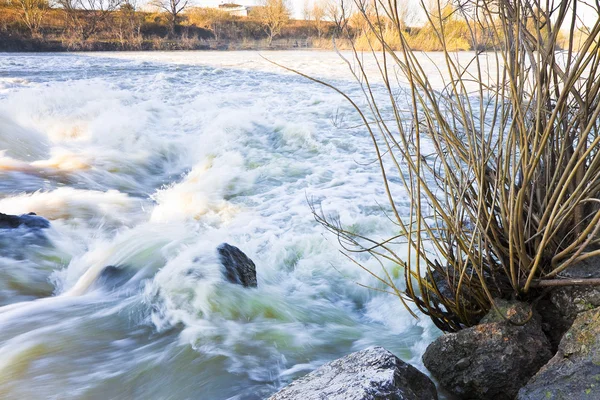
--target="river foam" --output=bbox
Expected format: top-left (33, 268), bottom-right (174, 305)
top-left (0, 51), bottom-right (440, 400)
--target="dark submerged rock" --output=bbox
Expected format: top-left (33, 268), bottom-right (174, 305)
top-left (268, 346), bottom-right (438, 400)
top-left (0, 212), bottom-right (51, 261)
top-left (217, 243), bottom-right (257, 288)
top-left (0, 212), bottom-right (49, 230)
top-left (96, 265), bottom-right (138, 291)
top-left (518, 306), bottom-right (600, 399)
top-left (423, 299), bottom-right (552, 400)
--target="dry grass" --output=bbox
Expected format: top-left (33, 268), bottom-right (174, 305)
top-left (352, 5), bottom-right (472, 52)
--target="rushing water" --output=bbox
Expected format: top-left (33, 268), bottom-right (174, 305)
top-left (0, 51), bottom-right (440, 400)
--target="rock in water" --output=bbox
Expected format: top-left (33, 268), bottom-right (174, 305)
top-left (422, 299), bottom-right (552, 400)
top-left (268, 346), bottom-right (438, 400)
top-left (96, 265), bottom-right (137, 291)
top-left (518, 306), bottom-right (600, 399)
top-left (217, 243), bottom-right (257, 288)
top-left (0, 212), bottom-right (49, 230)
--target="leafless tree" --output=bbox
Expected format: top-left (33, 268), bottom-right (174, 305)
top-left (59, 0), bottom-right (123, 40)
top-left (17, 0), bottom-right (51, 36)
top-left (150, 0), bottom-right (189, 37)
top-left (311, 0), bottom-right (326, 37)
top-left (113, 1), bottom-right (142, 48)
top-left (253, 0), bottom-right (290, 45)
top-left (324, 0), bottom-right (349, 34)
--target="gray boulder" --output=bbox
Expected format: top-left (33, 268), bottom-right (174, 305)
top-left (536, 257), bottom-right (600, 349)
top-left (549, 257), bottom-right (600, 322)
top-left (542, 285), bottom-right (600, 348)
top-left (518, 306), bottom-right (600, 399)
top-left (268, 346), bottom-right (438, 400)
top-left (550, 286), bottom-right (600, 319)
top-left (423, 299), bottom-right (552, 400)
top-left (217, 243), bottom-right (257, 288)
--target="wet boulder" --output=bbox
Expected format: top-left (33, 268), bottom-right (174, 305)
top-left (550, 286), bottom-right (600, 320)
top-left (268, 346), bottom-right (438, 400)
top-left (537, 257), bottom-right (600, 349)
top-left (217, 243), bottom-right (257, 288)
top-left (423, 299), bottom-right (552, 400)
top-left (518, 306), bottom-right (600, 399)
top-left (538, 285), bottom-right (600, 349)
top-left (549, 258), bottom-right (600, 319)
top-left (0, 212), bottom-right (51, 260)
top-left (0, 212), bottom-right (49, 230)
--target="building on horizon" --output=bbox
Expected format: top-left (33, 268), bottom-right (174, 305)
top-left (217, 3), bottom-right (255, 17)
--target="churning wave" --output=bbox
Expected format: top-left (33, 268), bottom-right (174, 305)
top-left (0, 51), bottom-right (438, 400)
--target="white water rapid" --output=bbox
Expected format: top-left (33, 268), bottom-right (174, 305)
top-left (0, 51), bottom-right (441, 400)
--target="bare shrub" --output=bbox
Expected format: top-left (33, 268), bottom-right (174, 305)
top-left (280, 0), bottom-right (600, 331)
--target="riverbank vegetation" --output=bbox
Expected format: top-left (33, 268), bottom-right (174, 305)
top-left (0, 0), bottom-right (336, 50)
top-left (306, 0), bottom-right (600, 332)
top-left (0, 0), bottom-right (582, 51)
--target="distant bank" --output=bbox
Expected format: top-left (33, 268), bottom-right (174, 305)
top-left (0, 36), bottom-right (339, 52)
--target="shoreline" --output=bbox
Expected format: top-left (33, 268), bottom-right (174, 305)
top-left (0, 37), bottom-right (339, 53)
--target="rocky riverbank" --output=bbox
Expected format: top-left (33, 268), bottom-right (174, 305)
top-left (270, 269), bottom-right (600, 399)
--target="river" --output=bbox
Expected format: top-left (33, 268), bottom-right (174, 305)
top-left (0, 50), bottom-right (440, 399)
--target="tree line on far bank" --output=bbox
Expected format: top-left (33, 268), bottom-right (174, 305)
top-left (0, 0), bottom-right (580, 51)
top-left (0, 0), bottom-right (338, 50)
